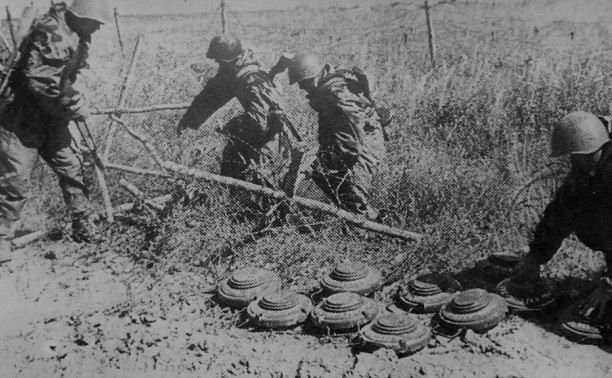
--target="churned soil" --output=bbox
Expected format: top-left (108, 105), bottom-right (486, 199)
top-left (1, 240), bottom-right (611, 378)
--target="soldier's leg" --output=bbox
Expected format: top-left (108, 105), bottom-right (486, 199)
top-left (0, 125), bottom-right (41, 240)
top-left (312, 152), bottom-right (378, 218)
top-left (39, 124), bottom-right (92, 239)
top-left (336, 160), bottom-right (378, 218)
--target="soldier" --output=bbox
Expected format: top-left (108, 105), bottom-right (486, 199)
top-left (269, 52), bottom-right (388, 220)
top-left (177, 35), bottom-right (294, 211)
top-left (0, 0), bottom-right (110, 264)
top-left (514, 111), bottom-right (612, 331)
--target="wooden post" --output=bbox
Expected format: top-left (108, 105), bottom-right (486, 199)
top-left (102, 35), bottom-right (143, 163)
top-left (423, 1), bottom-right (437, 69)
top-left (5, 6), bottom-right (16, 50)
top-left (113, 7), bottom-right (125, 58)
top-left (221, 0), bottom-right (227, 33)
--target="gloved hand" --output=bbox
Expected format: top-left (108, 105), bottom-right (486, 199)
top-left (268, 53), bottom-right (294, 81)
top-left (579, 277), bottom-right (612, 320)
top-left (512, 251), bottom-right (541, 281)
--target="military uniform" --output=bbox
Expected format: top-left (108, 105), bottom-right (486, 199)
top-left (0, 6), bottom-right (90, 239)
top-left (178, 50), bottom-right (292, 199)
top-left (307, 65), bottom-right (386, 217)
top-left (529, 142), bottom-right (612, 274)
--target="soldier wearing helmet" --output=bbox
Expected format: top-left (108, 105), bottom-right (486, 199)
top-left (269, 52), bottom-right (387, 219)
top-left (514, 111), bottom-right (612, 329)
top-left (177, 35), bottom-right (295, 212)
top-left (0, 0), bottom-right (110, 264)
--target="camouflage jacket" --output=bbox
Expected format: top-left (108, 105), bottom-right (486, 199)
top-left (7, 5), bottom-right (88, 124)
top-left (178, 50), bottom-right (287, 146)
top-left (308, 64), bottom-right (386, 167)
top-left (530, 143), bottom-right (612, 271)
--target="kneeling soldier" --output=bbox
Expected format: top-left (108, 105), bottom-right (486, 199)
top-left (514, 111), bottom-right (612, 331)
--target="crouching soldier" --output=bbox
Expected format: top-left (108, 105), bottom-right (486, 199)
top-left (514, 111), bottom-right (612, 334)
top-left (269, 53), bottom-right (388, 220)
top-left (0, 0), bottom-right (110, 264)
top-left (177, 35), bottom-right (294, 212)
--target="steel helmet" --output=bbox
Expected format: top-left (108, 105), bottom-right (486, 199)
top-left (67, 0), bottom-right (112, 24)
top-left (288, 52), bottom-right (321, 85)
top-left (206, 35), bottom-right (244, 62)
top-left (551, 111), bottom-right (610, 157)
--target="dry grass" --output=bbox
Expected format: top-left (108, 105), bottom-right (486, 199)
top-left (24, 0), bottom-right (612, 289)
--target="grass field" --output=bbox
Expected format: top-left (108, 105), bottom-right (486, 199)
top-left (3, 0), bottom-right (612, 376)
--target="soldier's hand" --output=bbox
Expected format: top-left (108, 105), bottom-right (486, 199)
top-left (513, 252), bottom-right (541, 281)
top-left (579, 277), bottom-right (612, 320)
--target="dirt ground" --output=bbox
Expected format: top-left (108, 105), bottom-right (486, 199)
top-left (1, 239), bottom-right (611, 378)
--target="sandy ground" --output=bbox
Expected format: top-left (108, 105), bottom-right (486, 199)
top-left (1, 240), bottom-right (611, 378)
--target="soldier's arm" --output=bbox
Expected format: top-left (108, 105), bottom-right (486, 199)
top-left (326, 80), bottom-right (369, 158)
top-left (268, 53), bottom-right (294, 81)
top-left (528, 182), bottom-right (579, 264)
top-left (20, 27), bottom-right (85, 119)
top-left (177, 74), bottom-right (233, 132)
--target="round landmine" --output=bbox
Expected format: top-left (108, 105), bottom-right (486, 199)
top-left (359, 313), bottom-right (431, 355)
top-left (217, 268), bottom-right (282, 309)
top-left (496, 276), bottom-right (557, 312)
top-left (559, 302), bottom-right (605, 343)
top-left (311, 292), bottom-right (379, 331)
top-left (397, 273), bottom-right (463, 313)
top-left (439, 289), bottom-right (508, 332)
top-left (475, 253), bottom-right (521, 281)
top-left (247, 290), bottom-right (313, 329)
top-left (320, 261), bottom-right (383, 296)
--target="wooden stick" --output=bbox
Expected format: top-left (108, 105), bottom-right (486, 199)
top-left (119, 178), bottom-right (144, 198)
top-left (5, 6), bottom-right (16, 50)
top-left (109, 115), bottom-right (166, 169)
top-left (0, 30), bottom-right (13, 52)
top-left (74, 120), bottom-right (114, 223)
top-left (113, 7), bottom-right (125, 58)
top-left (11, 230), bottom-right (47, 249)
top-left (119, 179), bottom-right (166, 211)
top-left (92, 102), bottom-right (191, 115)
top-left (424, 0), bottom-right (437, 69)
top-left (102, 35), bottom-right (143, 163)
top-left (106, 162), bottom-right (170, 177)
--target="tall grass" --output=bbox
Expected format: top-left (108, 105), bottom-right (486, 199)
top-left (26, 1), bottom-right (612, 283)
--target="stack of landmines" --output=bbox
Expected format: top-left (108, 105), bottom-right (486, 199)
top-left (213, 252), bottom-right (601, 357)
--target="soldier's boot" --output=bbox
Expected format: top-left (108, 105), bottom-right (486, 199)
top-left (71, 213), bottom-right (101, 243)
top-left (0, 238), bottom-right (12, 265)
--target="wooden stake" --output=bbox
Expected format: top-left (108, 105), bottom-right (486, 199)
top-left (424, 1), bottom-right (437, 69)
top-left (5, 6), bottom-right (16, 50)
top-left (221, 0), bottom-right (227, 33)
top-left (114, 7), bottom-right (125, 58)
top-left (102, 35), bottom-right (143, 163)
